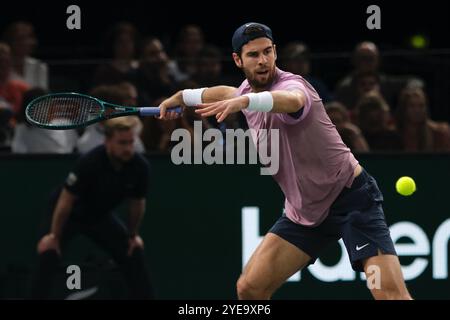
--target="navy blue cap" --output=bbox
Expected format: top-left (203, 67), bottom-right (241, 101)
top-left (232, 22), bottom-right (273, 53)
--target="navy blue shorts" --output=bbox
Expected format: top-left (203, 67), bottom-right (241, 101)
top-left (269, 168), bottom-right (397, 272)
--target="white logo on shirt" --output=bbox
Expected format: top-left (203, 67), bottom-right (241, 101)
top-left (356, 243), bottom-right (370, 251)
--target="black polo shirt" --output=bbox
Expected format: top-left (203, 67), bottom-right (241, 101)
top-left (63, 145), bottom-right (150, 220)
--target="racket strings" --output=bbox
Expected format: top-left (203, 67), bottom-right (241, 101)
top-left (28, 96), bottom-right (102, 126)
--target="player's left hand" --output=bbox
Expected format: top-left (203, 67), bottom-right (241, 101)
top-left (127, 235), bottom-right (144, 256)
top-left (195, 96), bottom-right (248, 123)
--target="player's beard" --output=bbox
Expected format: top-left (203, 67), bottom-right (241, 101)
top-left (244, 65), bottom-right (276, 91)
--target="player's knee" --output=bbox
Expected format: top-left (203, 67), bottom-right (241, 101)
top-left (236, 276), bottom-right (253, 298)
top-left (236, 275), bottom-right (270, 300)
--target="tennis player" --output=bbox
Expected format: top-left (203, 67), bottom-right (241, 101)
top-left (31, 116), bottom-right (154, 299)
top-left (158, 22), bottom-right (412, 300)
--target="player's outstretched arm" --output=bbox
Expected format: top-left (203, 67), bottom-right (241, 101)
top-left (158, 86), bottom-right (237, 120)
top-left (202, 86), bottom-right (238, 102)
top-left (195, 89), bottom-right (306, 123)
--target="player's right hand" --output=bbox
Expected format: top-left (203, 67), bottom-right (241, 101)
top-left (37, 233), bottom-right (61, 255)
top-left (159, 104), bottom-right (182, 120)
top-left (158, 91), bottom-right (185, 120)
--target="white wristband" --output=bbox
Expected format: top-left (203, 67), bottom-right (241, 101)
top-left (244, 92), bottom-right (273, 112)
top-left (182, 88), bottom-right (207, 106)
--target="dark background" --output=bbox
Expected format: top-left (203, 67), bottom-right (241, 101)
top-left (1, 153), bottom-right (449, 299)
top-left (1, 1), bottom-right (450, 120)
top-left (2, 1), bottom-right (449, 55)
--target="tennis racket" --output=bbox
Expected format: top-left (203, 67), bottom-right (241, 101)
top-left (25, 92), bottom-right (182, 130)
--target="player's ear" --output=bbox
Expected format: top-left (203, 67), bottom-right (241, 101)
top-left (273, 44), bottom-right (277, 61)
top-left (232, 52), bottom-right (243, 68)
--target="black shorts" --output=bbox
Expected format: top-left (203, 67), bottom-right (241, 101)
top-left (269, 168), bottom-right (397, 272)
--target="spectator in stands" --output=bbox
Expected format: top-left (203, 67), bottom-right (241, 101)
top-left (77, 84), bottom-right (145, 153)
top-left (142, 36), bottom-right (187, 82)
top-left (192, 45), bottom-right (241, 129)
top-left (325, 101), bottom-right (369, 152)
top-left (0, 97), bottom-right (14, 151)
top-left (339, 69), bottom-right (384, 113)
top-left (2, 21), bottom-right (48, 89)
top-left (193, 45), bottom-right (229, 87)
top-left (280, 42), bottom-right (332, 103)
top-left (93, 22), bottom-right (139, 86)
top-left (135, 37), bottom-right (181, 107)
top-left (0, 42), bottom-right (29, 115)
top-left (356, 92), bottom-right (402, 151)
top-left (396, 87), bottom-right (450, 152)
top-left (173, 24), bottom-right (205, 78)
top-left (117, 81), bottom-right (138, 106)
top-left (11, 87), bottom-right (78, 153)
top-left (355, 71), bottom-right (381, 97)
top-left (339, 70), bottom-right (383, 120)
top-left (335, 41), bottom-right (422, 111)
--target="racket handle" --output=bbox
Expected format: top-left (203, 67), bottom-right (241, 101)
top-left (139, 106), bottom-right (182, 116)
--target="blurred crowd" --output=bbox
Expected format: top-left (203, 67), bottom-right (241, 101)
top-left (0, 21), bottom-right (449, 155)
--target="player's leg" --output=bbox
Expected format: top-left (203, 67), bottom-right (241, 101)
top-left (362, 252), bottom-right (412, 300)
top-left (237, 213), bottom-right (339, 300)
top-left (84, 214), bottom-right (154, 299)
top-left (337, 168), bottom-right (412, 300)
top-left (237, 232), bottom-right (311, 300)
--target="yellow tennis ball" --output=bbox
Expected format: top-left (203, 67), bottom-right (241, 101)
top-left (396, 176), bottom-right (416, 196)
top-left (411, 34), bottom-right (426, 49)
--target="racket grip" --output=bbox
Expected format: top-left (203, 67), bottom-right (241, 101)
top-left (139, 106), bottom-right (182, 116)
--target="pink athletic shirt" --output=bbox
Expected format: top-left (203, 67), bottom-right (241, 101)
top-left (238, 68), bottom-right (359, 226)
